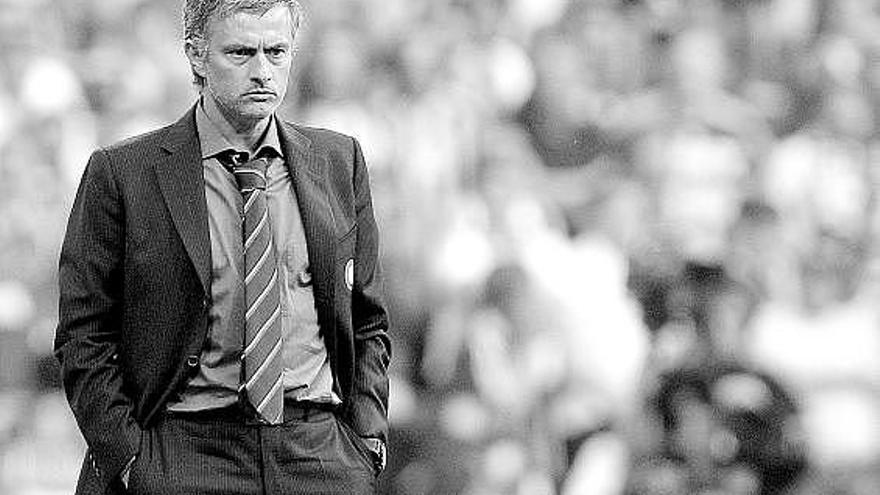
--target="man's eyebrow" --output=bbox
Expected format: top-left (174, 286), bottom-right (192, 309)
top-left (222, 43), bottom-right (257, 51)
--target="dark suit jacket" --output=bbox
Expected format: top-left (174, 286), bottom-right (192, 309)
top-left (54, 106), bottom-right (391, 495)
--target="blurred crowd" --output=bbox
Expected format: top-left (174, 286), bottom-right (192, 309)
top-left (1, 0), bottom-right (880, 494)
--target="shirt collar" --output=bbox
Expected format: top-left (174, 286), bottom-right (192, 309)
top-left (195, 98), bottom-right (283, 161)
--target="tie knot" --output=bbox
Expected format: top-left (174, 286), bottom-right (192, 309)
top-left (225, 153), bottom-right (269, 193)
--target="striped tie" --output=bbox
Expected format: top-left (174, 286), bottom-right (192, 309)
top-left (229, 153), bottom-right (284, 424)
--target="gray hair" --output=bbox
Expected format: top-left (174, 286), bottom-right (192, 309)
top-left (183, 0), bottom-right (304, 87)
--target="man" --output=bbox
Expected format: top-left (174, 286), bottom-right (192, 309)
top-left (54, 1), bottom-right (390, 493)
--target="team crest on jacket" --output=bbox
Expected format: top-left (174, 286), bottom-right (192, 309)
top-left (344, 259), bottom-right (354, 291)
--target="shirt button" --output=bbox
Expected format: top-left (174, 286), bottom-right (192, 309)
top-left (186, 355), bottom-right (200, 367)
top-left (202, 296), bottom-right (210, 309)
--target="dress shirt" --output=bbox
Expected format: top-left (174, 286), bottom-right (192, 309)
top-left (167, 101), bottom-right (339, 412)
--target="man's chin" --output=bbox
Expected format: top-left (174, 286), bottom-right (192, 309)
top-left (244, 101), bottom-right (278, 116)
top-left (232, 103), bottom-right (278, 124)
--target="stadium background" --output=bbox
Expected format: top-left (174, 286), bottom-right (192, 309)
top-left (0, 0), bottom-right (879, 493)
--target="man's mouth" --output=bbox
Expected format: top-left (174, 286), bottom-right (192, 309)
top-left (244, 90), bottom-right (276, 98)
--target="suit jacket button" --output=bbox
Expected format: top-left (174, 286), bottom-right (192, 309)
top-left (186, 355), bottom-right (200, 367)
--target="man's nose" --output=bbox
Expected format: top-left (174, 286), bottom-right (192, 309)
top-left (249, 52), bottom-right (273, 82)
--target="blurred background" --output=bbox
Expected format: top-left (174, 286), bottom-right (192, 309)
top-left (1, 0), bottom-right (880, 493)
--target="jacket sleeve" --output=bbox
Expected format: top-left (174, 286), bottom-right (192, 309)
top-left (54, 149), bottom-right (141, 490)
top-left (347, 137), bottom-right (392, 443)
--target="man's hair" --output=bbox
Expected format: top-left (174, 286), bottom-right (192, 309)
top-left (183, 0), bottom-right (304, 87)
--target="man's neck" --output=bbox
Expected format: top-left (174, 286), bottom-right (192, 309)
top-left (201, 94), bottom-right (271, 153)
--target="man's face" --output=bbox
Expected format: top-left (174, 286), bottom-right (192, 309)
top-left (192, 5), bottom-right (294, 129)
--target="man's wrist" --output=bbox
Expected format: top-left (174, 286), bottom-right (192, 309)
top-left (360, 437), bottom-right (386, 473)
top-left (120, 454), bottom-right (137, 488)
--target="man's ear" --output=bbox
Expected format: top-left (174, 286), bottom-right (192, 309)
top-left (185, 41), bottom-right (207, 80)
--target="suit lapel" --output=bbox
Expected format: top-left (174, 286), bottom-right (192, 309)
top-left (149, 110), bottom-right (335, 308)
top-left (154, 106), bottom-right (212, 294)
top-left (277, 120), bottom-right (337, 310)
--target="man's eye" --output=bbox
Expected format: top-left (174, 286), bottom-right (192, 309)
top-left (266, 48), bottom-right (288, 59)
top-left (228, 49), bottom-right (252, 58)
